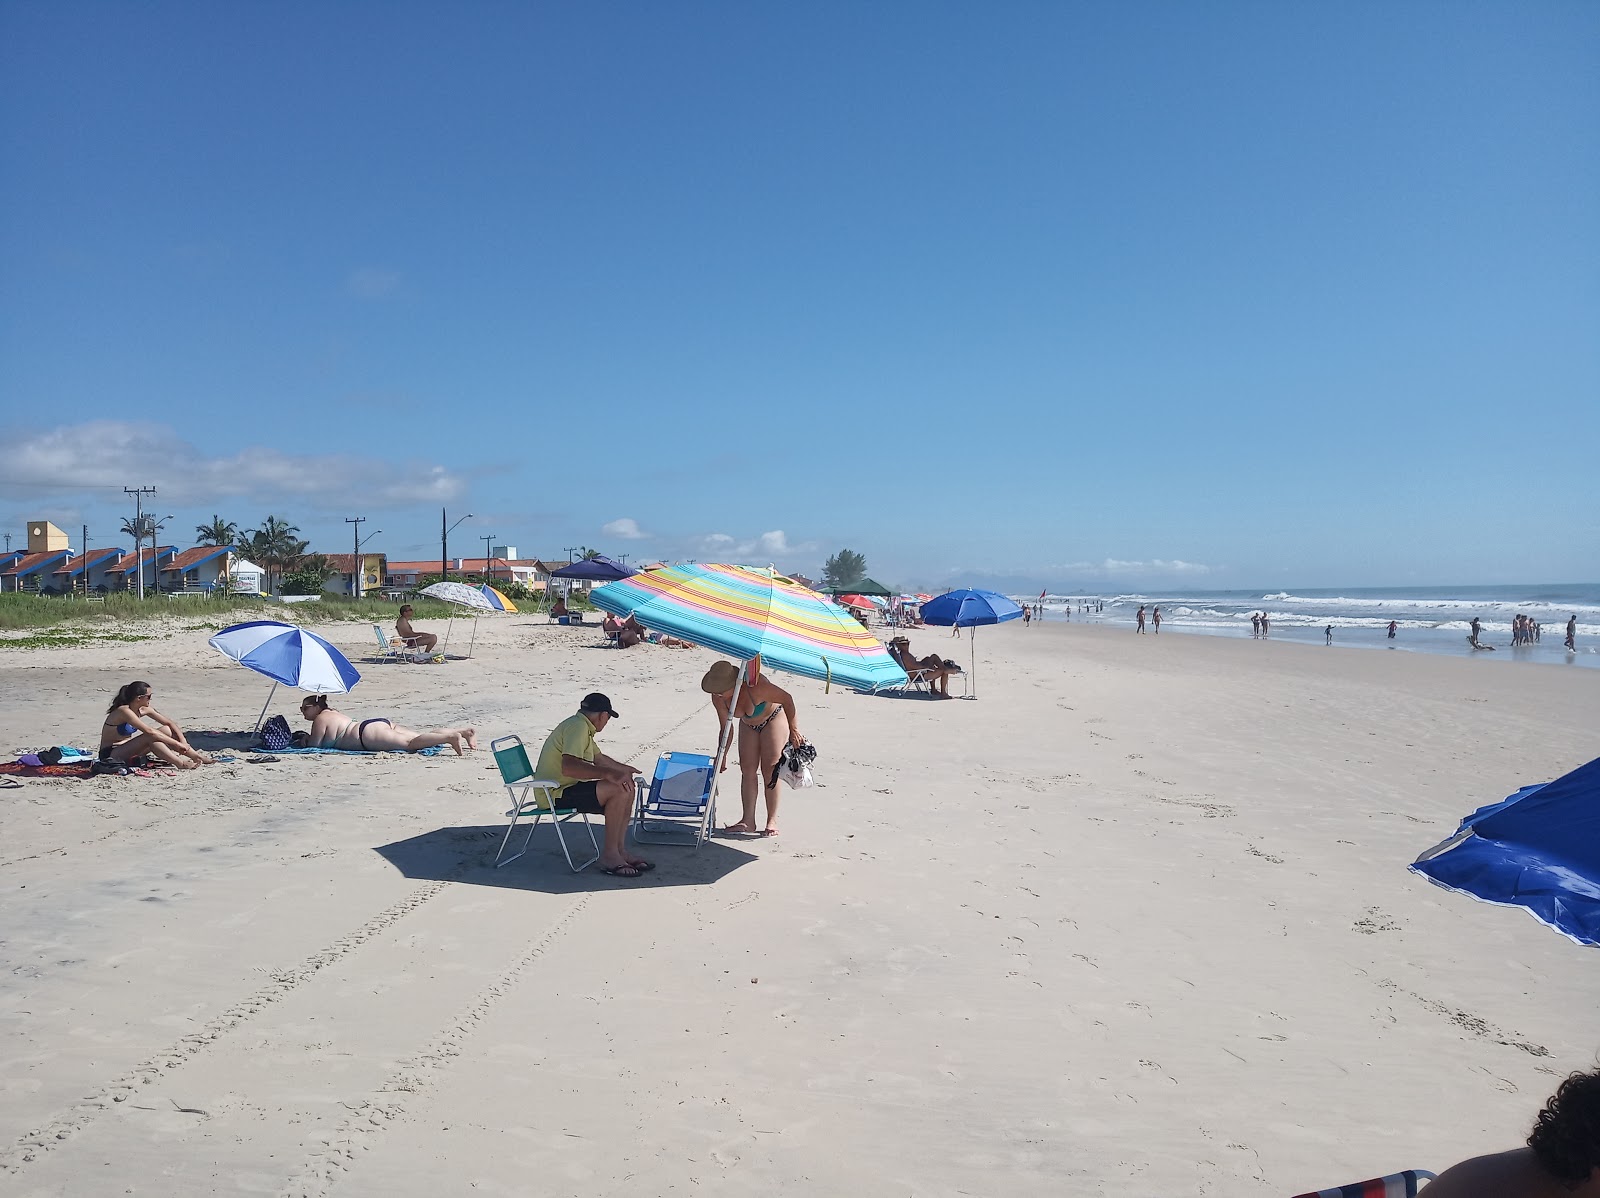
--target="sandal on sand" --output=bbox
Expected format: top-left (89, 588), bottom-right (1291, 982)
top-left (720, 822), bottom-right (758, 836)
top-left (601, 864), bottom-right (646, 878)
top-left (627, 860), bottom-right (656, 873)
top-left (760, 828), bottom-right (779, 837)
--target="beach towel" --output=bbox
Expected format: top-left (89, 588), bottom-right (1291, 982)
top-left (1, 761), bottom-right (94, 779)
top-left (267, 745), bottom-right (446, 757)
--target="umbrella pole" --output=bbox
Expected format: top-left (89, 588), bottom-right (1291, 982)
top-left (468, 615), bottom-right (478, 659)
top-left (970, 628), bottom-right (977, 697)
top-left (441, 613), bottom-right (454, 658)
top-left (253, 682), bottom-right (278, 734)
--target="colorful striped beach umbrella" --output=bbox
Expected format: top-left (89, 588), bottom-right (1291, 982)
top-left (478, 584), bottom-right (518, 613)
top-left (589, 562), bottom-right (907, 692)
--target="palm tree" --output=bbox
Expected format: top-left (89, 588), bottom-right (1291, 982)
top-left (195, 516), bottom-right (237, 547)
top-left (580, 547), bottom-right (602, 561)
top-left (243, 515), bottom-right (306, 595)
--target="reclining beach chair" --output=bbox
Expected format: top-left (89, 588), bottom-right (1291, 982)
top-left (490, 735), bottom-right (599, 871)
top-left (633, 750), bottom-right (717, 847)
top-left (372, 624), bottom-right (428, 664)
top-left (1291, 1169), bottom-right (1435, 1198)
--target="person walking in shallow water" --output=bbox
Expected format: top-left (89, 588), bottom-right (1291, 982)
top-left (1568, 614), bottom-right (1578, 651)
top-left (1135, 605), bottom-right (1146, 633)
top-left (1325, 624), bottom-right (1333, 645)
top-left (1387, 620), bottom-right (1397, 640)
top-left (1251, 612), bottom-right (1261, 638)
top-left (1151, 606), bottom-right (1162, 633)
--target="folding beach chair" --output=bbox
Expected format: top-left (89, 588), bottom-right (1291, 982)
top-left (1291, 1169), bottom-right (1436, 1198)
top-left (490, 735), bottom-right (599, 871)
top-left (372, 624), bottom-right (428, 663)
top-left (633, 751), bottom-right (717, 847)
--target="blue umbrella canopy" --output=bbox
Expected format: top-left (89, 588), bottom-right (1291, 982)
top-left (915, 588), bottom-right (1023, 697)
top-left (551, 555), bottom-right (635, 581)
top-left (208, 620), bottom-right (361, 732)
top-left (919, 588), bottom-right (1023, 628)
top-left (1411, 755), bottom-right (1600, 946)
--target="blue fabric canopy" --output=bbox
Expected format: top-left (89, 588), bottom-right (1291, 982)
top-left (918, 588), bottom-right (1023, 628)
top-left (551, 555), bottom-right (635, 581)
top-left (1411, 755), bottom-right (1600, 946)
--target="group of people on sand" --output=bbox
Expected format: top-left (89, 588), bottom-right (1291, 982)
top-left (523, 655), bottom-right (805, 877)
top-left (1249, 611), bottom-right (1271, 637)
top-left (601, 611), bottom-right (693, 649)
top-left (1135, 604), bottom-right (1162, 633)
top-left (99, 680), bottom-right (479, 767)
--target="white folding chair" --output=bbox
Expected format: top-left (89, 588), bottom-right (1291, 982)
top-left (490, 735), bottom-right (599, 871)
top-left (633, 751), bottom-right (717, 847)
top-left (372, 624), bottom-right (428, 663)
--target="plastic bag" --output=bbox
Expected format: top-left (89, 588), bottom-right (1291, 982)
top-left (778, 760), bottom-right (815, 789)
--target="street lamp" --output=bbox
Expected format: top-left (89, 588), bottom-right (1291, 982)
top-left (441, 509), bottom-right (473, 580)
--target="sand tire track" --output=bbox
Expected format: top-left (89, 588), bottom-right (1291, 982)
top-left (276, 895), bottom-right (591, 1198)
top-left (0, 881), bottom-right (448, 1175)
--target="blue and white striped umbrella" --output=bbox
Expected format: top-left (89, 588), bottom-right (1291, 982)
top-left (209, 620), bottom-right (361, 731)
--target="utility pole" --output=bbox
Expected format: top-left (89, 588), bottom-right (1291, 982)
top-left (481, 533), bottom-right (498, 583)
top-left (81, 524), bottom-right (88, 598)
top-left (563, 546), bottom-right (579, 563)
top-left (345, 517), bottom-right (366, 599)
top-left (3, 532), bottom-right (11, 552)
top-left (123, 486), bottom-right (156, 600)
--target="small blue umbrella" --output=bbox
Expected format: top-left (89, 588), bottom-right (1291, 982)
top-left (209, 620), bottom-right (361, 732)
top-left (918, 588), bottom-right (1023, 697)
top-left (1411, 756), bottom-right (1600, 946)
top-left (551, 555), bottom-right (635, 581)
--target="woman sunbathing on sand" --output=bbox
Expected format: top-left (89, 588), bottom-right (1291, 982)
top-left (889, 637), bottom-right (960, 698)
top-left (298, 694), bottom-right (478, 755)
top-left (100, 680), bottom-right (216, 768)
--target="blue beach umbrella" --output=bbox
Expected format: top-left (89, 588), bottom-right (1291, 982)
top-left (209, 620), bottom-right (361, 732)
top-left (1411, 755), bottom-right (1600, 946)
top-left (918, 588), bottom-right (1023, 697)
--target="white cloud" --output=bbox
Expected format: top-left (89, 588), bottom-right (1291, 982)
top-left (5, 421), bottom-right (465, 510)
top-left (602, 517), bottom-right (648, 540)
top-left (1057, 558), bottom-right (1214, 578)
top-left (689, 529), bottom-right (811, 561)
top-left (347, 267), bottom-right (402, 298)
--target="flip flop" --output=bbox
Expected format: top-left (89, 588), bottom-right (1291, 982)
top-left (626, 860), bottom-right (656, 873)
top-left (600, 864), bottom-right (646, 878)
top-left (759, 828), bottom-right (779, 838)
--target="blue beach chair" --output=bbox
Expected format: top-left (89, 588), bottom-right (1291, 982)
top-left (632, 751), bottom-right (717, 848)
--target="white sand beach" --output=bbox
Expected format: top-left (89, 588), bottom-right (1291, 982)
top-left (2, 615), bottom-right (1597, 1195)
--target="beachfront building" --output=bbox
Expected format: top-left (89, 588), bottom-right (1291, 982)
top-left (103, 546), bottom-right (179, 594)
top-left (0, 549), bottom-right (73, 593)
top-left (384, 555), bottom-right (568, 593)
top-left (156, 547), bottom-right (266, 595)
top-left (50, 548), bottom-right (128, 594)
top-left (320, 553), bottom-right (388, 598)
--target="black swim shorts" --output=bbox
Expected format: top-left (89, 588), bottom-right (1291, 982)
top-left (558, 781), bottom-right (606, 814)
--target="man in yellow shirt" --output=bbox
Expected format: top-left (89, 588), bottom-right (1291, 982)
top-left (535, 693), bottom-right (650, 877)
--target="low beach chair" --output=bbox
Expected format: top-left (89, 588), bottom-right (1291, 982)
top-left (1290, 1169), bottom-right (1436, 1198)
top-left (633, 750), bottom-right (717, 847)
top-left (371, 624), bottom-right (428, 664)
top-left (490, 735), bottom-right (599, 871)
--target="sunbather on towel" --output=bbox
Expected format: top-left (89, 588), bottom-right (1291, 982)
top-left (889, 637), bottom-right (960, 698)
top-left (1422, 1067), bottom-right (1600, 1196)
top-left (298, 694), bottom-right (478, 755)
top-left (100, 680), bottom-right (216, 769)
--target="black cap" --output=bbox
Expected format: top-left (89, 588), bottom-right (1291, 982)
top-left (580, 692), bottom-right (619, 718)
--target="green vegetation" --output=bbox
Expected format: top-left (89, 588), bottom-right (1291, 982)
top-left (0, 593), bottom-right (462, 632)
top-left (0, 630), bottom-right (156, 650)
top-left (821, 548), bottom-right (868, 590)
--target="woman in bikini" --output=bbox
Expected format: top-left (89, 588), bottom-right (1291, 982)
top-left (888, 636), bottom-right (959, 698)
top-left (100, 680), bottom-right (215, 768)
top-left (702, 655), bottom-right (802, 837)
top-left (297, 695), bottom-right (479, 755)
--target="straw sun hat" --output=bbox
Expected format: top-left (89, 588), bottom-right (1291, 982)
top-left (700, 661), bottom-right (739, 693)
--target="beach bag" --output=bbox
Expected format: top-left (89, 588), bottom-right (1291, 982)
top-left (259, 715), bottom-right (294, 751)
top-left (772, 740), bottom-right (817, 790)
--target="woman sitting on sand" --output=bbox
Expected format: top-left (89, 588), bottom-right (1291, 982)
top-left (297, 694), bottom-right (478, 755)
top-left (100, 681), bottom-right (216, 768)
top-left (702, 655), bottom-right (801, 837)
top-left (888, 637), bottom-right (960, 699)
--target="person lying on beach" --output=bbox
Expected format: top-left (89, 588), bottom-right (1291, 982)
top-left (888, 636), bottom-right (960, 698)
top-left (1420, 1067), bottom-right (1600, 1197)
top-left (603, 612), bottom-right (649, 648)
top-left (100, 680), bottom-right (216, 769)
top-left (395, 605), bottom-right (438, 654)
top-left (703, 656), bottom-right (801, 837)
top-left (297, 694), bottom-right (478, 755)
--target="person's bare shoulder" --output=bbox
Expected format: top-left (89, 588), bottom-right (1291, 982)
top-left (1425, 1148), bottom-right (1569, 1198)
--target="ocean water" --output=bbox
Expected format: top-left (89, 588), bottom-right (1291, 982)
top-left (1024, 585), bottom-right (1600, 670)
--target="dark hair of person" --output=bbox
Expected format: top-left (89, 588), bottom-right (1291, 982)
top-left (107, 681), bottom-right (151, 713)
top-left (302, 694), bottom-right (329, 712)
top-left (400, 605), bottom-right (412, 614)
top-left (1527, 1069), bottom-right (1600, 1186)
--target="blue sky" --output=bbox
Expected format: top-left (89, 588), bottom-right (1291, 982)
top-left (2, 2), bottom-right (1596, 592)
